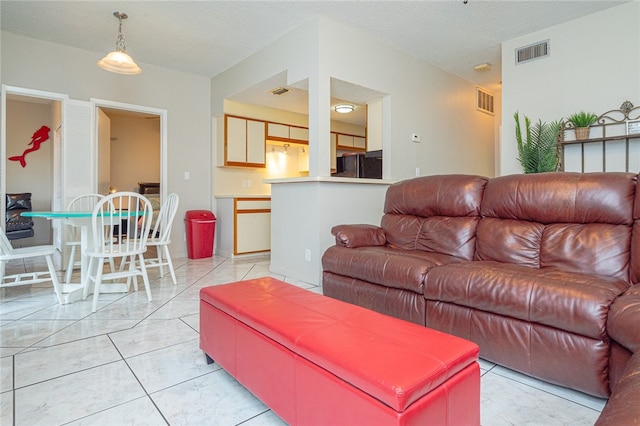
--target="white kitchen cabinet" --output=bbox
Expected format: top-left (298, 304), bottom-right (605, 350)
top-left (336, 132), bottom-right (366, 151)
top-left (246, 120), bottom-right (266, 164)
top-left (225, 115), bottom-right (266, 167)
top-left (267, 123), bottom-right (309, 145)
top-left (337, 134), bottom-right (354, 148)
top-left (267, 123), bottom-right (290, 139)
top-left (354, 136), bottom-right (366, 149)
top-left (216, 196), bottom-right (271, 257)
top-left (289, 126), bottom-right (309, 142)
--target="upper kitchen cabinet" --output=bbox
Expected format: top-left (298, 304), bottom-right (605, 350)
top-left (335, 133), bottom-right (366, 151)
top-left (267, 122), bottom-right (309, 145)
top-left (224, 115), bottom-right (266, 168)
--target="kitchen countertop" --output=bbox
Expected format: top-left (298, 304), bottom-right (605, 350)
top-left (214, 195), bottom-right (271, 199)
top-left (264, 176), bottom-right (395, 185)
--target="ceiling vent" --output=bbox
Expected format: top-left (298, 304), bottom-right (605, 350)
top-left (516, 40), bottom-right (550, 65)
top-left (476, 87), bottom-right (494, 115)
top-left (269, 87), bottom-right (291, 96)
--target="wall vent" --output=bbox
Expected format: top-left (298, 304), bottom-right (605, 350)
top-left (516, 40), bottom-right (550, 64)
top-left (269, 87), bottom-right (291, 96)
top-left (476, 87), bottom-right (494, 115)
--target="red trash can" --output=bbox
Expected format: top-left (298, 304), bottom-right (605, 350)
top-left (184, 210), bottom-right (216, 259)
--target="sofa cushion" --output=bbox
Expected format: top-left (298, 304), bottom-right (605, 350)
top-left (382, 215), bottom-right (479, 260)
top-left (424, 261), bottom-right (630, 340)
top-left (476, 218), bottom-right (543, 266)
top-left (5, 214), bottom-right (34, 232)
top-left (6, 193), bottom-right (32, 210)
top-left (477, 219), bottom-right (631, 280)
top-left (629, 182), bottom-right (640, 284)
top-left (382, 174), bottom-right (487, 260)
top-left (479, 172), bottom-right (636, 282)
top-left (541, 223), bottom-right (631, 280)
top-left (6, 192), bottom-right (34, 233)
top-left (480, 172), bottom-right (635, 225)
top-left (322, 245), bottom-right (465, 294)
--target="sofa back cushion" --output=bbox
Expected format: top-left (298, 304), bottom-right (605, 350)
top-left (382, 174), bottom-right (488, 260)
top-left (5, 193), bottom-right (34, 232)
top-left (478, 172), bottom-right (636, 281)
top-left (629, 183), bottom-right (640, 284)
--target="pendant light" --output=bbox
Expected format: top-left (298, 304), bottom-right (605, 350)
top-left (97, 12), bottom-right (142, 75)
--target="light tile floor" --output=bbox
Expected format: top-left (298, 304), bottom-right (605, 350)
top-left (1, 254), bottom-right (607, 425)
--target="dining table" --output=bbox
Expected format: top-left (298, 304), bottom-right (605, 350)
top-left (21, 210), bottom-right (143, 304)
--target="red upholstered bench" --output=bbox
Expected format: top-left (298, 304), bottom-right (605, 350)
top-left (200, 277), bottom-right (480, 425)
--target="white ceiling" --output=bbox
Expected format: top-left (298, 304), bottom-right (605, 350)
top-left (1, 0), bottom-right (629, 125)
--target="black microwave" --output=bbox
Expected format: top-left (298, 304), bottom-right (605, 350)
top-left (333, 151), bottom-right (382, 179)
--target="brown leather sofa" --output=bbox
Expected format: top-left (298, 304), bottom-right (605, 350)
top-left (322, 172), bottom-right (640, 424)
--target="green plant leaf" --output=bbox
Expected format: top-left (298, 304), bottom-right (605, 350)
top-left (514, 113), bottom-right (561, 173)
top-left (567, 111), bottom-right (598, 128)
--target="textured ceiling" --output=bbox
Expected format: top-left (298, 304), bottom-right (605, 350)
top-left (1, 0), bottom-right (629, 125)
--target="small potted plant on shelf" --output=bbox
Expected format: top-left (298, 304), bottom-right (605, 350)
top-left (514, 111), bottom-right (562, 174)
top-left (567, 111), bottom-right (598, 140)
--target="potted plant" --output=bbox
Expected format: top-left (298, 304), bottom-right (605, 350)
top-left (567, 111), bottom-right (598, 140)
top-left (514, 111), bottom-right (562, 174)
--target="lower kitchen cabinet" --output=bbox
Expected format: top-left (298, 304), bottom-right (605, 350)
top-left (216, 196), bottom-right (271, 257)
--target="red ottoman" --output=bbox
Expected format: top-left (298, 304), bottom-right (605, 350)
top-left (200, 277), bottom-right (480, 425)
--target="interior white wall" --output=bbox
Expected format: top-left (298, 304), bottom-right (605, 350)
top-left (2, 32), bottom-right (212, 257)
top-left (500, 2), bottom-right (640, 176)
top-left (315, 17), bottom-right (496, 180)
top-left (6, 99), bottom-right (53, 246)
top-left (270, 180), bottom-right (390, 285)
top-left (212, 17), bottom-right (495, 181)
top-left (108, 113), bottom-right (160, 193)
top-left (211, 16), bottom-right (495, 283)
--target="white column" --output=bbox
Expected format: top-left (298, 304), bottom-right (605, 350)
top-left (307, 68), bottom-right (332, 177)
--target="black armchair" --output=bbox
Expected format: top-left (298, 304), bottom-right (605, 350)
top-left (5, 193), bottom-right (34, 240)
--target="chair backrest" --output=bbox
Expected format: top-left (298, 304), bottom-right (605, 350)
top-left (0, 228), bottom-right (15, 256)
top-left (151, 193), bottom-right (180, 242)
top-left (90, 192), bottom-right (153, 256)
top-left (67, 194), bottom-right (105, 211)
top-left (67, 194), bottom-right (105, 240)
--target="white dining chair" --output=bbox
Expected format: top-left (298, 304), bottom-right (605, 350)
top-left (144, 193), bottom-right (180, 284)
top-left (0, 228), bottom-right (63, 304)
top-left (83, 192), bottom-right (153, 313)
top-left (64, 194), bottom-right (105, 284)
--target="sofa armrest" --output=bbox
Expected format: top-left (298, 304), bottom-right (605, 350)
top-left (331, 224), bottom-right (386, 248)
top-left (608, 285), bottom-right (640, 354)
top-left (595, 352), bottom-right (640, 426)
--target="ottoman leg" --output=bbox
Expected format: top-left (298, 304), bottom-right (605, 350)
top-left (204, 352), bottom-right (215, 365)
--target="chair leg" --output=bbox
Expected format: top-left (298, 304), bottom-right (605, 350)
top-left (156, 247), bottom-right (165, 278)
top-left (138, 253), bottom-right (153, 302)
top-left (163, 245), bottom-right (177, 285)
top-left (64, 245), bottom-right (77, 284)
top-left (83, 257), bottom-right (95, 300)
top-left (91, 258), bottom-right (105, 313)
top-left (45, 254), bottom-right (63, 305)
top-left (128, 256), bottom-right (139, 292)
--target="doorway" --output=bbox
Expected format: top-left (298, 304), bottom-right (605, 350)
top-left (2, 86), bottom-right (167, 267)
top-left (97, 107), bottom-right (161, 195)
top-left (2, 88), bottom-right (64, 248)
top-left (91, 98), bottom-right (168, 200)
